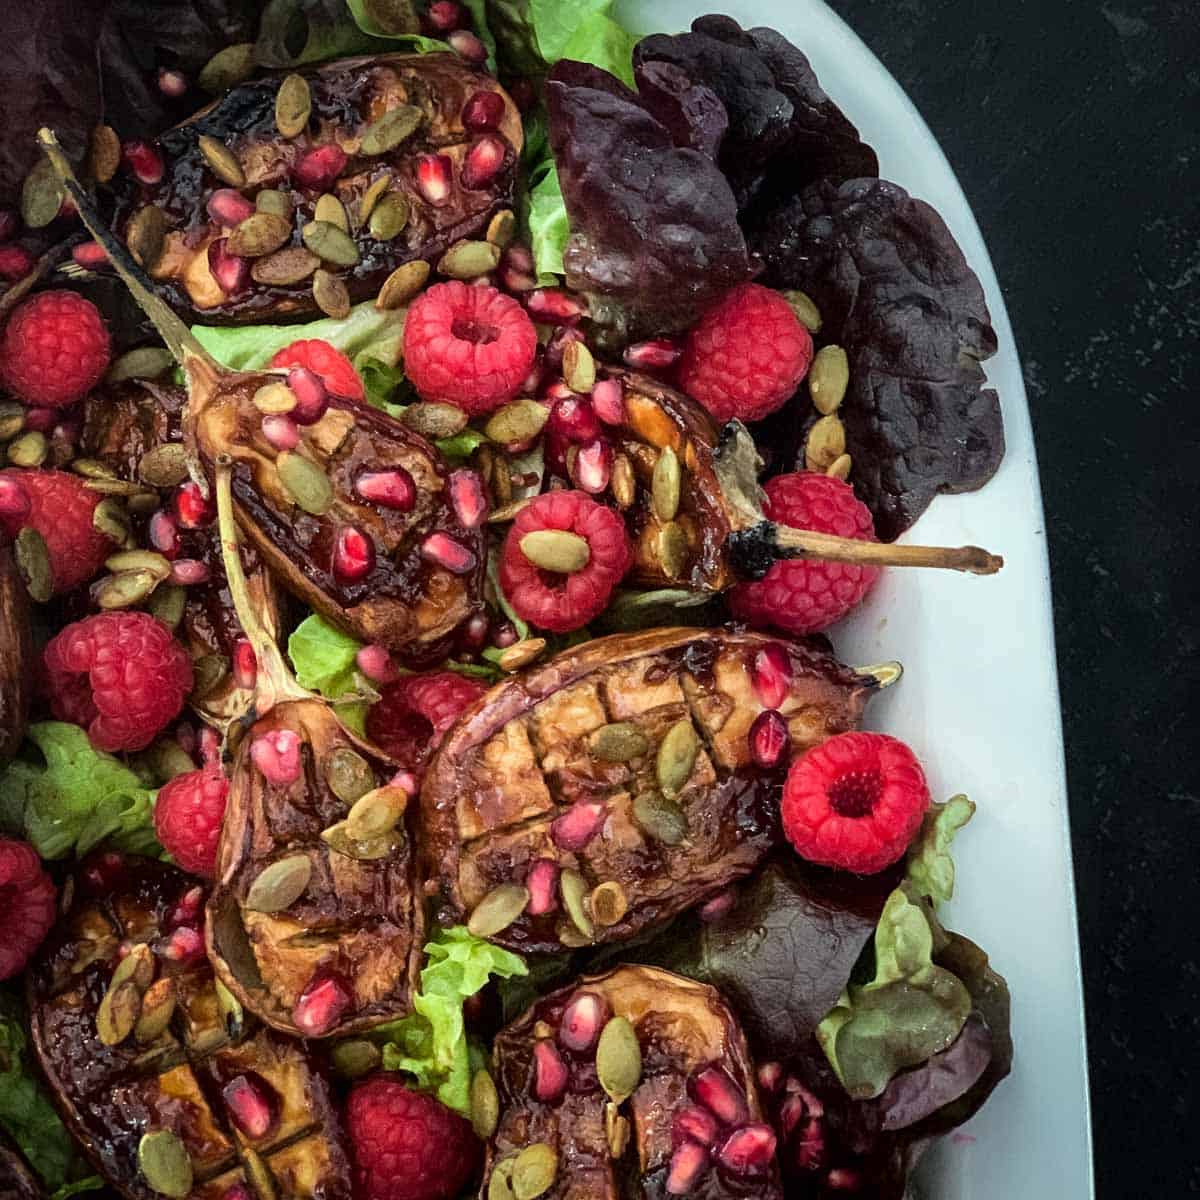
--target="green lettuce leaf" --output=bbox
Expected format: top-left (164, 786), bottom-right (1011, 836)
top-left (557, 11), bottom-right (636, 85)
top-left (527, 0), bottom-right (611, 62)
top-left (49, 1179), bottom-right (105, 1200)
top-left (359, 356), bottom-right (410, 412)
top-left (527, 164), bottom-right (569, 277)
top-left (345, 0), bottom-right (495, 66)
top-left (378, 927), bottom-right (526, 1113)
top-left (434, 428), bottom-right (488, 463)
top-left (256, 0), bottom-right (398, 66)
top-left (906, 794), bottom-right (975, 906)
top-left (0, 723), bottom-right (160, 861)
top-left (288, 614), bottom-right (364, 702)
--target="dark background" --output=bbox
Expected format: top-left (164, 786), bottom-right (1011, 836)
top-left (822, 1), bottom-right (1200, 1195)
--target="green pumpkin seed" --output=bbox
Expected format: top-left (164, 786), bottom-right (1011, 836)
top-left (563, 342), bottom-right (596, 394)
top-left (97, 979), bottom-right (142, 1046)
top-left (596, 1016), bottom-right (642, 1104)
top-left (302, 219), bottom-right (359, 266)
top-left (253, 382), bottom-right (298, 415)
top-left (324, 747), bottom-right (376, 805)
top-left (483, 399), bottom-right (547, 445)
top-left (314, 193), bottom-right (349, 232)
top-left (780, 288), bottom-right (822, 333)
top-left (275, 73), bottom-right (312, 139)
top-left (0, 402), bottom-right (24, 441)
top-left (137, 1131), bottom-right (193, 1198)
top-left (198, 134), bottom-right (246, 187)
top-left (559, 868), bottom-right (593, 940)
top-left (227, 212), bottom-right (291, 258)
top-left (105, 550), bottom-right (172, 581)
top-left (146, 739), bottom-right (197, 783)
top-left (809, 345), bottom-right (849, 415)
top-left (331, 1038), bottom-right (382, 1078)
top-left (345, 786), bottom-right (406, 840)
top-left (256, 189), bottom-right (294, 219)
top-left (148, 583), bottom-right (186, 630)
top-left (321, 819), bottom-right (400, 861)
top-left (805, 414), bottom-right (846, 472)
top-left (367, 193), bottom-right (409, 242)
top-left (192, 653), bottom-right (230, 698)
top-left (511, 1143), bottom-right (557, 1200)
top-left (93, 498), bottom-right (131, 543)
top-left (488, 1161), bottom-right (516, 1200)
top-left (134, 978), bottom-right (177, 1043)
top-left (7, 432), bottom-right (47, 467)
top-left (497, 637), bottom-right (545, 672)
top-left (252, 246), bottom-right (320, 286)
top-left (112, 941), bottom-right (156, 991)
top-left (486, 209), bottom-right (517, 248)
top-left (21, 159), bottom-right (63, 228)
top-left (357, 176), bottom-right (391, 226)
top-left (71, 458), bottom-right (119, 479)
top-left (313, 268), bottom-right (351, 319)
top-left (467, 884), bottom-right (530, 938)
top-left (376, 259), bottom-right (429, 309)
top-left (110, 347), bottom-right (176, 383)
top-left (438, 239), bottom-right (501, 280)
top-left (657, 520), bottom-right (689, 580)
top-left (519, 530), bottom-right (590, 574)
top-left (399, 402), bottom-right (467, 438)
top-left (95, 570), bottom-right (160, 610)
top-left (198, 43), bottom-right (256, 93)
top-left (590, 881), bottom-right (628, 927)
top-left (657, 718), bottom-right (698, 797)
top-left (360, 105), bottom-right (424, 156)
top-left (245, 855), bottom-right (312, 913)
top-left (470, 1068), bottom-right (499, 1139)
top-left (128, 205), bottom-right (167, 270)
top-left (85, 477), bottom-right (156, 498)
top-left (610, 452), bottom-right (636, 509)
top-left (89, 124), bottom-right (122, 185)
top-left (651, 447), bottom-right (681, 523)
top-left (215, 978), bottom-right (244, 1038)
top-left (633, 792), bottom-right (688, 846)
top-left (15, 528), bottom-right (52, 602)
top-left (588, 722), bottom-right (649, 763)
top-left (276, 451), bottom-right (333, 515)
top-left (243, 1147), bottom-right (277, 1200)
top-left (605, 1101), bottom-right (630, 1158)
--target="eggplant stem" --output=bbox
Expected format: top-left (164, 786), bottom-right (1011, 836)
top-left (771, 525), bottom-right (1003, 575)
top-left (854, 661), bottom-right (904, 689)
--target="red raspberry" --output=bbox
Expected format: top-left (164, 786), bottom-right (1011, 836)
top-left (269, 339), bottom-right (364, 402)
top-left (0, 469), bottom-right (116, 595)
top-left (782, 732), bottom-right (931, 874)
top-left (0, 838), bottom-right (56, 980)
top-left (153, 762), bottom-right (230, 878)
top-left (366, 671), bottom-right (486, 774)
top-left (403, 282), bottom-right (537, 415)
top-left (730, 472), bottom-right (879, 635)
top-left (500, 491), bottom-right (631, 633)
top-left (0, 290), bottom-right (112, 409)
top-left (43, 613), bottom-right (194, 753)
top-left (347, 1075), bottom-right (480, 1200)
top-left (679, 283), bottom-right (813, 423)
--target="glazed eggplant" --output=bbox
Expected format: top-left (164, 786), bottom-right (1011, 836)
top-left (110, 53), bottom-right (521, 325)
top-left (421, 627), bottom-right (878, 954)
top-left (0, 545), bottom-right (32, 763)
top-left (26, 854), bottom-right (352, 1200)
top-left (484, 964), bottom-right (784, 1198)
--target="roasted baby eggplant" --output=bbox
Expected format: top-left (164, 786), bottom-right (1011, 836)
top-left (0, 544), bottom-right (32, 763)
top-left (421, 628), bottom-right (878, 954)
top-left (110, 54), bottom-right (521, 324)
top-left (26, 854), bottom-right (352, 1200)
top-left (484, 964), bottom-right (784, 1198)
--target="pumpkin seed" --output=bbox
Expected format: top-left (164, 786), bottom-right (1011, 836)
top-left (498, 637), bottom-right (545, 672)
top-left (134, 978), bottom-right (177, 1043)
top-left (85, 478), bottom-right (156, 497)
top-left (376, 259), bottom-right (430, 309)
top-left (137, 1131), bottom-right (193, 1198)
top-left (657, 719), bottom-right (698, 797)
top-left (519, 529), bottom-right (590, 574)
top-left (252, 246), bottom-right (320, 286)
top-left (276, 451), bottom-right (333, 515)
top-left (112, 941), bottom-right (156, 991)
top-left (110, 347), bottom-right (176, 383)
top-left (438, 239), bottom-right (501, 279)
top-left (97, 979), bottom-right (142, 1046)
top-left (486, 209), bottom-right (517, 248)
top-left (243, 1147), bottom-right (277, 1200)
top-left (826, 452), bottom-right (852, 481)
top-left (809, 345), bottom-right (849, 415)
top-left (563, 342), bottom-right (596, 394)
top-left (127, 492), bottom-right (161, 517)
top-left (360, 105), bottom-right (424, 156)
top-left (7, 432), bottom-right (46, 467)
top-left (105, 550), bottom-right (172, 581)
top-left (198, 134), bottom-right (246, 186)
top-left (21, 159), bottom-right (63, 228)
top-left (488, 1161), bottom-right (517, 1200)
top-left (657, 521), bottom-right (689, 580)
top-left (467, 884), bottom-right (530, 938)
top-left (71, 458), bottom-right (118, 481)
top-left (0, 401), bottom-right (24, 441)
top-left (227, 212), bottom-right (291, 258)
top-left (245, 855), bottom-right (312, 913)
top-left (253, 382), bottom-right (298, 415)
top-left (324, 747), bottom-right (376, 804)
top-left (560, 868), bottom-right (593, 940)
top-left (590, 881), bottom-right (628, 927)
top-left (780, 288), bottom-right (822, 333)
top-left (302, 219), bottom-right (359, 266)
top-left (215, 978), bottom-right (244, 1038)
top-left (148, 583), bottom-right (186, 630)
top-left (275, 73), bottom-right (312, 139)
top-left (596, 1016), bottom-right (642, 1104)
top-left (633, 792), bottom-right (688, 846)
top-left (128, 205), bottom-right (167, 270)
top-left (89, 124), bottom-right (121, 184)
top-left (470, 1069), bottom-right (499, 1139)
top-left (320, 819), bottom-right (400, 861)
top-left (146, 740), bottom-right (196, 783)
top-left (256, 189), bottom-right (293, 219)
top-left (95, 570), bottom-right (159, 609)
top-left (605, 1102), bottom-right (631, 1158)
top-left (488, 457), bottom-right (515, 507)
top-left (651, 446), bottom-right (681, 523)
top-left (399, 402), bottom-right (467, 438)
top-left (331, 1038), bottom-right (382, 1078)
top-left (313, 268), bottom-right (351, 319)
top-left (357, 176), bottom-right (391, 226)
top-left (484, 399), bottom-right (548, 445)
top-left (93, 498), bottom-right (131, 543)
top-left (315, 193), bottom-right (349, 232)
top-left (198, 43), bottom-right (256, 93)
top-left (589, 722), bottom-right (649, 763)
top-left (367, 193), bottom-right (409, 241)
top-left (14, 528), bottom-right (52, 602)
top-left (192, 654), bottom-right (230, 697)
top-left (610, 452), bottom-right (636, 509)
top-left (511, 1143), bottom-right (557, 1200)
top-left (805, 414), bottom-right (846, 472)
top-left (345, 786), bottom-right (406, 840)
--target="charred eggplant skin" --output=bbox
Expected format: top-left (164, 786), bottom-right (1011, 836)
top-left (0, 547), bottom-right (32, 763)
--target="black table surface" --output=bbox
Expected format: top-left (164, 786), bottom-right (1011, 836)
top-left (822, 1), bottom-right (1200, 1195)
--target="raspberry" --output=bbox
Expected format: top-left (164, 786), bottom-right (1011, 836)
top-left (679, 283), bottom-right (813, 424)
top-left (730, 472), bottom-right (879, 635)
top-left (0, 838), bottom-right (56, 980)
top-left (499, 491), bottom-right (631, 633)
top-left (366, 670), bottom-right (486, 775)
top-left (43, 613), bottom-right (194, 753)
top-left (347, 1076), bottom-right (480, 1200)
top-left (0, 469), bottom-right (116, 594)
top-left (403, 282), bottom-right (537, 415)
top-left (0, 290), bottom-right (112, 409)
top-left (154, 762), bottom-right (230, 878)
top-left (269, 339), bottom-right (364, 402)
top-left (781, 732), bottom-right (931, 874)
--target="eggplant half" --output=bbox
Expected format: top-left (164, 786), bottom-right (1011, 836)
top-left (484, 964), bottom-right (784, 1198)
top-left (0, 545), bottom-right (32, 763)
top-left (421, 628), bottom-right (878, 954)
top-left (26, 854), bottom-right (352, 1200)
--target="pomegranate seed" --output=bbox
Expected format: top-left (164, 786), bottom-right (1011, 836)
top-left (157, 67), bottom-right (189, 98)
top-left (448, 29), bottom-right (487, 66)
top-left (825, 1168), bottom-right (861, 1190)
top-left (623, 337), bottom-right (682, 372)
top-left (0, 245), bottom-right (35, 281)
top-left (590, 379), bottom-right (626, 425)
top-left (287, 367), bottom-right (330, 422)
top-left (222, 1073), bottom-right (279, 1140)
top-left (293, 143), bottom-right (347, 191)
top-left (502, 262), bottom-right (537, 293)
top-left (532, 1039), bottom-right (568, 1103)
top-left (689, 1065), bottom-right (749, 1126)
top-left (223, 1186), bottom-right (254, 1200)
top-left (449, 469), bottom-right (488, 528)
top-left (122, 140), bottom-right (164, 185)
top-left (666, 1142), bottom-right (710, 1195)
top-left (460, 613), bottom-right (489, 651)
top-left (748, 709), bottom-right (788, 768)
top-left (170, 558), bottom-right (211, 586)
top-left (558, 991), bottom-right (611, 1054)
top-left (0, 478), bottom-right (32, 523)
top-left (158, 925), bottom-right (205, 963)
top-left (550, 801), bottom-right (606, 852)
top-left (714, 1124), bottom-right (776, 1177)
top-left (233, 639), bottom-right (258, 690)
top-left (199, 726), bottom-right (221, 765)
top-left (81, 852), bottom-right (128, 895)
top-left (461, 135), bottom-right (506, 190)
top-left (262, 413), bottom-right (300, 451)
top-left (208, 238), bottom-right (249, 296)
top-left (425, 0), bottom-right (463, 31)
top-left (526, 858), bottom-right (559, 916)
top-left (570, 438), bottom-right (612, 495)
top-left (293, 971), bottom-right (353, 1037)
top-left (166, 886), bottom-right (205, 930)
top-left (355, 644), bottom-right (397, 684)
top-left (757, 1062), bottom-right (784, 1094)
top-left (672, 1106), bottom-right (720, 1149)
top-left (526, 289), bottom-right (585, 322)
top-left (544, 325), bottom-right (585, 373)
top-left (549, 395), bottom-right (600, 444)
top-left (751, 643), bottom-right (792, 710)
top-left (0, 208), bottom-right (17, 242)
top-left (207, 188), bottom-right (256, 227)
top-left (504, 244), bottom-right (535, 274)
top-left (778, 1093), bottom-right (807, 1140)
top-left (174, 481), bottom-right (215, 529)
top-left (22, 408), bottom-right (57, 433)
top-left (71, 241), bottom-right (110, 270)
top-left (420, 532), bottom-right (476, 574)
top-left (250, 729), bottom-right (302, 787)
top-left (416, 154), bottom-right (453, 206)
top-left (462, 90), bottom-right (506, 132)
top-left (354, 467), bottom-right (416, 511)
top-left (698, 890), bottom-right (736, 923)
top-left (490, 620), bottom-right (517, 650)
top-left (332, 525), bottom-right (376, 583)
top-left (57, 195), bottom-right (78, 221)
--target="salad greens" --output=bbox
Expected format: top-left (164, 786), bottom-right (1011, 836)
top-left (287, 613), bottom-right (372, 734)
top-left (907, 794), bottom-right (975, 905)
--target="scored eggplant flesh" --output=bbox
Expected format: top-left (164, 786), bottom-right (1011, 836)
top-left (110, 54), bottom-right (522, 324)
top-left (486, 964), bottom-right (784, 1199)
top-left (420, 628), bottom-right (877, 953)
top-left (26, 854), bottom-right (352, 1200)
top-left (0, 545), bottom-right (32, 763)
